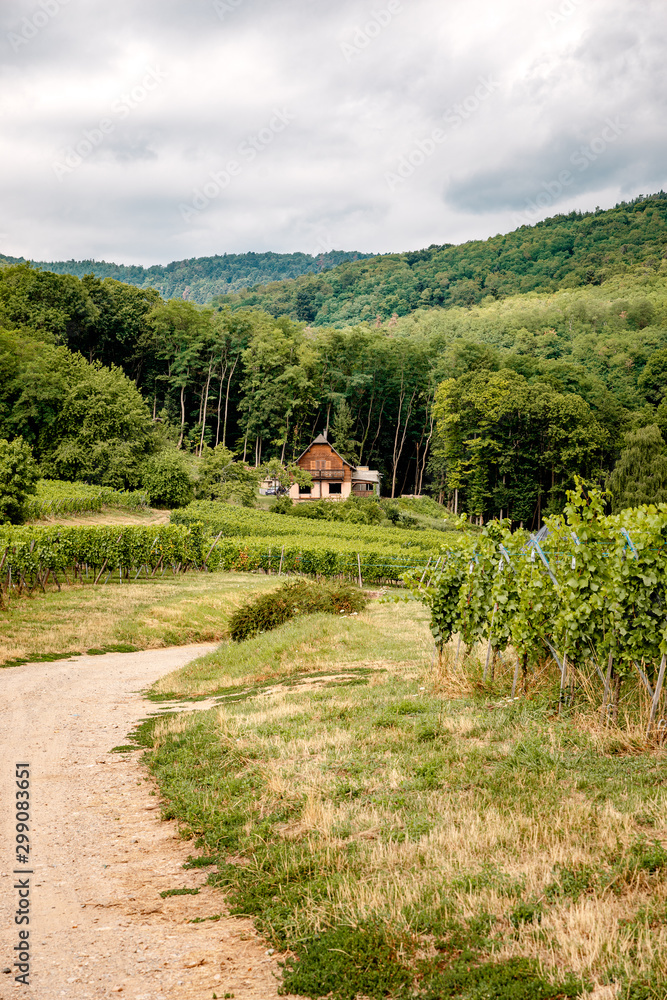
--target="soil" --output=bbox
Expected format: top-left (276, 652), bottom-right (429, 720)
top-left (0, 645), bottom-right (297, 1000)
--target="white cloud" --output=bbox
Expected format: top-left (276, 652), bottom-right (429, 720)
top-left (0, 0), bottom-right (665, 265)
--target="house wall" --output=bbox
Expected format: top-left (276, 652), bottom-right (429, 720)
top-left (289, 442), bottom-right (354, 500)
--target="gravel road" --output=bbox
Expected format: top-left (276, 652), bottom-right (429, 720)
top-left (0, 646), bottom-right (293, 1000)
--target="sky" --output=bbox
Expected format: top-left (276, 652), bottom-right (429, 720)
top-left (0, 0), bottom-right (665, 266)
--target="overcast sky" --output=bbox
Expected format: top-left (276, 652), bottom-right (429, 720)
top-left (1, 0), bottom-right (665, 266)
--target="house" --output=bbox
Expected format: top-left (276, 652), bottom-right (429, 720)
top-left (288, 433), bottom-right (382, 501)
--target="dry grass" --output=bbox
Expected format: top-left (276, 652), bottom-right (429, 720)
top-left (144, 594), bottom-right (667, 996)
top-left (0, 571), bottom-right (278, 665)
top-left (29, 506), bottom-right (170, 527)
top-left (150, 596), bottom-right (432, 698)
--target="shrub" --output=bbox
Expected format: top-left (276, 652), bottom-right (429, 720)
top-left (228, 579), bottom-right (368, 642)
top-left (0, 437), bottom-right (38, 524)
top-left (142, 451), bottom-right (195, 509)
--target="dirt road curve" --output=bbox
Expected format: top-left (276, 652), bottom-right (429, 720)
top-left (0, 646), bottom-right (294, 1000)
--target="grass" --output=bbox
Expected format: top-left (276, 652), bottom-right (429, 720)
top-left (0, 571), bottom-right (281, 665)
top-left (135, 598), bottom-right (667, 999)
top-left (29, 506), bottom-right (170, 527)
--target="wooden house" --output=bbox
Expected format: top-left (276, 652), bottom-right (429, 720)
top-left (288, 433), bottom-right (381, 501)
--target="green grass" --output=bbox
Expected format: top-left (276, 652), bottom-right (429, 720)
top-left (136, 599), bottom-right (667, 998)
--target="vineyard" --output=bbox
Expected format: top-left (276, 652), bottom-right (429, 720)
top-left (171, 500), bottom-right (454, 583)
top-left (413, 485), bottom-right (667, 738)
top-left (0, 524), bottom-right (210, 603)
top-left (5, 486), bottom-right (667, 739)
top-left (26, 479), bottom-right (149, 520)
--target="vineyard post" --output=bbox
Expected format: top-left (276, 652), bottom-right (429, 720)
top-left (558, 652), bottom-right (569, 716)
top-left (600, 652), bottom-right (614, 724)
top-left (426, 556), bottom-right (442, 588)
top-left (634, 660), bottom-right (655, 699)
top-left (419, 557), bottom-right (432, 585)
top-left (483, 603), bottom-right (497, 682)
top-left (203, 531), bottom-right (223, 570)
top-left (268, 547), bottom-right (272, 574)
top-left (511, 657), bottom-right (520, 698)
top-left (357, 553), bottom-right (362, 588)
top-left (278, 546), bottom-right (285, 577)
top-left (647, 654), bottom-right (667, 739)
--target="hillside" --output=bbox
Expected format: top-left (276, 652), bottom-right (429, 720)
top-left (213, 192), bottom-right (667, 325)
top-left (0, 249), bottom-right (372, 305)
top-left (3, 193), bottom-right (667, 523)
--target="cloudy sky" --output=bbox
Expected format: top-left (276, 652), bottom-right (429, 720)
top-left (1, 0), bottom-right (665, 266)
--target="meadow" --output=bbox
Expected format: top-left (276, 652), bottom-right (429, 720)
top-left (135, 594), bottom-right (667, 1000)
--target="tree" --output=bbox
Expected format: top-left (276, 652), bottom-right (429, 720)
top-left (5, 343), bottom-right (155, 489)
top-left (608, 424), bottom-right (667, 510)
top-left (146, 300), bottom-right (214, 449)
top-left (142, 451), bottom-right (195, 508)
top-left (260, 457), bottom-right (313, 495)
top-left (196, 445), bottom-right (259, 507)
top-left (0, 437), bottom-right (38, 524)
top-left (330, 399), bottom-right (359, 464)
top-left (433, 368), bottom-right (606, 524)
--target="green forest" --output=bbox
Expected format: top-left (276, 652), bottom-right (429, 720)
top-left (3, 192), bottom-right (667, 527)
top-left (0, 249), bottom-right (372, 304)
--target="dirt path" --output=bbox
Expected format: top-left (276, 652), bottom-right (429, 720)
top-left (0, 646), bottom-right (294, 1000)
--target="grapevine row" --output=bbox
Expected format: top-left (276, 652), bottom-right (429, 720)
top-left (411, 485), bottom-right (667, 736)
top-left (25, 480), bottom-right (149, 520)
top-left (0, 524), bottom-right (208, 601)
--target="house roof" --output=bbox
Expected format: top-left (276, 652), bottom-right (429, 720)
top-left (296, 434), bottom-right (354, 468)
top-left (352, 468), bottom-right (382, 482)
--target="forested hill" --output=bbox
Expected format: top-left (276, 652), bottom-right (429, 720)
top-left (214, 193), bottom-right (667, 325)
top-left (0, 249), bottom-right (372, 305)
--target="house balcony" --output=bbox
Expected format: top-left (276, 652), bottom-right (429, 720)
top-left (307, 469), bottom-right (345, 480)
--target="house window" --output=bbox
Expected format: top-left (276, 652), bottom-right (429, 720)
top-left (300, 485), bottom-right (312, 494)
top-left (329, 483), bottom-right (342, 494)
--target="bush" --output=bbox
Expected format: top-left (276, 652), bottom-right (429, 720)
top-left (228, 579), bottom-right (368, 642)
top-left (142, 451), bottom-right (195, 509)
top-left (0, 437), bottom-right (38, 524)
top-left (272, 496), bottom-right (385, 525)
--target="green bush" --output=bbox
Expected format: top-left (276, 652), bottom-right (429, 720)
top-left (0, 437), bottom-right (38, 524)
top-left (142, 451), bottom-right (195, 508)
top-left (271, 496), bottom-right (385, 525)
top-left (228, 579), bottom-right (368, 642)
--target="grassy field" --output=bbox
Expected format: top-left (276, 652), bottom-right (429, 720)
top-left (0, 570), bottom-right (278, 665)
top-left (136, 597), bottom-right (667, 1000)
top-left (29, 506), bottom-right (170, 527)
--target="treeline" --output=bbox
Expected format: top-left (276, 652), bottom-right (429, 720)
top-left (3, 195), bottom-right (667, 525)
top-left (0, 250), bottom-right (371, 305)
top-left (215, 193), bottom-right (667, 325)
